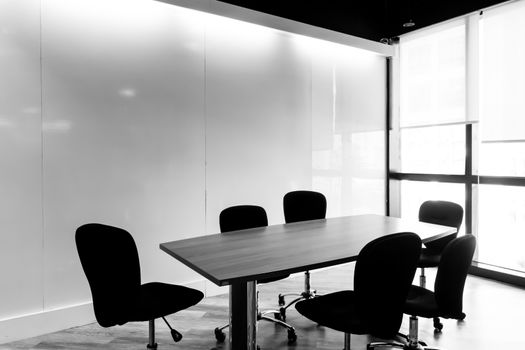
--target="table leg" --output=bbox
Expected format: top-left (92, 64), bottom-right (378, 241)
top-left (229, 281), bottom-right (257, 350)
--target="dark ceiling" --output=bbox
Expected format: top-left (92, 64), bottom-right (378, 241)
top-left (218, 0), bottom-right (508, 42)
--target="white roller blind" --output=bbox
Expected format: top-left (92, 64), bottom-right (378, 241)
top-left (399, 21), bottom-right (466, 127)
top-left (480, 0), bottom-right (525, 142)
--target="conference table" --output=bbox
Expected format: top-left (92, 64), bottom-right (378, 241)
top-left (160, 214), bottom-right (456, 350)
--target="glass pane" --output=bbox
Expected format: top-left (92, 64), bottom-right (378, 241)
top-left (400, 22), bottom-right (466, 127)
top-left (400, 124), bottom-right (465, 174)
top-left (479, 141), bottom-right (525, 177)
top-left (480, 1), bottom-right (525, 141)
top-left (478, 185), bottom-right (525, 272)
top-left (399, 181), bottom-right (465, 234)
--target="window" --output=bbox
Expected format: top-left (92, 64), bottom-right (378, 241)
top-left (392, 20), bottom-right (469, 226)
top-left (478, 185), bottom-right (525, 271)
top-left (392, 3), bottom-right (525, 277)
top-left (399, 23), bottom-right (466, 127)
top-left (476, 1), bottom-right (525, 271)
top-left (400, 124), bottom-right (465, 175)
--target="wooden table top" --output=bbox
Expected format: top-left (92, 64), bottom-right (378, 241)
top-left (160, 214), bottom-right (456, 286)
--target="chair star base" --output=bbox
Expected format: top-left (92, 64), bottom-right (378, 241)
top-left (214, 284), bottom-right (297, 345)
top-left (367, 316), bottom-right (443, 350)
top-left (368, 339), bottom-right (441, 350)
top-left (278, 270), bottom-right (322, 321)
top-left (369, 343), bottom-right (441, 350)
top-left (366, 340), bottom-right (409, 350)
top-left (214, 310), bottom-right (297, 344)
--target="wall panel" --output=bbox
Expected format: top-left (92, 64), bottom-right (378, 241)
top-left (334, 50), bottom-right (386, 216)
top-left (0, 0), bottom-right (43, 320)
top-left (41, 0), bottom-right (206, 309)
top-left (310, 42), bottom-right (387, 217)
top-left (205, 18), bottom-right (312, 229)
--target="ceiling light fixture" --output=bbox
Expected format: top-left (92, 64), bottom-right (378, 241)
top-left (403, 19), bottom-right (415, 28)
top-left (403, 0), bottom-right (416, 28)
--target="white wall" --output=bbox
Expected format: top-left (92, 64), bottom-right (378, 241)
top-left (0, 0), bottom-right (387, 343)
top-left (0, 0), bottom-right (43, 322)
top-left (205, 18), bottom-right (313, 228)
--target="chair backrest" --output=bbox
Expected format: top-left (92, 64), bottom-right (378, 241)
top-left (434, 234), bottom-right (476, 318)
top-left (75, 223), bottom-right (141, 327)
top-left (283, 190), bottom-right (327, 224)
top-left (219, 205), bottom-right (268, 233)
top-left (354, 232), bottom-right (421, 339)
top-left (419, 200), bottom-right (464, 251)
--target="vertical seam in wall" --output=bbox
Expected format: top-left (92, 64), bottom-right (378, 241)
top-left (332, 64), bottom-right (336, 136)
top-left (39, 0), bottom-right (45, 313)
top-left (203, 17), bottom-right (208, 296)
top-left (309, 51), bottom-right (313, 189)
top-left (386, 57), bottom-right (391, 216)
top-left (331, 63), bottom-right (337, 214)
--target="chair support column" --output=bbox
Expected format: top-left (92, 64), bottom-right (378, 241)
top-left (147, 319), bottom-right (157, 349)
top-left (408, 315), bottom-right (420, 348)
top-left (344, 333), bottom-right (351, 350)
top-left (304, 271), bottom-right (311, 294)
top-left (419, 268), bottom-right (426, 288)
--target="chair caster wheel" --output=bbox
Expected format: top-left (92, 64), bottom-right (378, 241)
top-left (287, 329), bottom-right (297, 344)
top-left (459, 312), bottom-right (466, 320)
top-left (170, 329), bottom-right (183, 342)
top-left (278, 294), bottom-right (285, 306)
top-left (214, 327), bottom-right (226, 342)
top-left (279, 307), bottom-right (287, 322)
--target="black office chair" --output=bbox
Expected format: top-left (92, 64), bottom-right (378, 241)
top-left (213, 205), bottom-right (297, 344)
top-left (371, 235), bottom-right (476, 350)
top-left (418, 200), bottom-right (464, 288)
top-left (75, 223), bottom-right (204, 349)
top-left (278, 190), bottom-right (327, 321)
top-left (295, 232), bottom-right (421, 350)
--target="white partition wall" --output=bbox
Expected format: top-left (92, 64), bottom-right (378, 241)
top-left (0, 0), bottom-right (389, 343)
top-left (205, 18), bottom-right (312, 229)
top-left (332, 50), bottom-right (386, 216)
top-left (40, 0), bottom-right (207, 309)
top-left (309, 41), bottom-right (387, 217)
top-left (0, 0), bottom-right (43, 321)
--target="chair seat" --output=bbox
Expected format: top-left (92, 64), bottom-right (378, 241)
top-left (295, 291), bottom-right (368, 334)
top-left (418, 248), bottom-right (441, 268)
top-left (127, 282), bottom-right (204, 322)
top-left (404, 285), bottom-right (439, 318)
